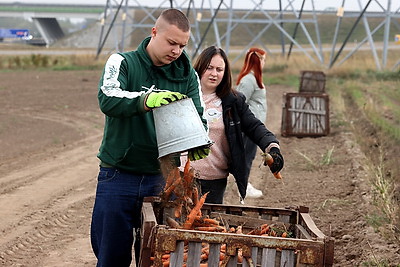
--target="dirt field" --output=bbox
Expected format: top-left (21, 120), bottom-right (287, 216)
top-left (0, 70), bottom-right (399, 266)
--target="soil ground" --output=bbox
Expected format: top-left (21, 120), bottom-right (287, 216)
top-left (0, 70), bottom-right (398, 266)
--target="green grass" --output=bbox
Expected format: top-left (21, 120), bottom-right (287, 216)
top-left (267, 75), bottom-right (299, 87)
top-left (343, 80), bottom-right (400, 143)
top-left (294, 147), bottom-right (335, 171)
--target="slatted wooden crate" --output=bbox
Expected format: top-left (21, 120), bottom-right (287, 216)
top-left (299, 71), bottom-right (326, 93)
top-left (139, 197), bottom-right (334, 267)
top-left (281, 93), bottom-right (330, 137)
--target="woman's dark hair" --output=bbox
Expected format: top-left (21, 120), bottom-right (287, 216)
top-left (193, 46), bottom-right (233, 98)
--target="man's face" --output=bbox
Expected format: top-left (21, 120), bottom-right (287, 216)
top-left (150, 24), bottom-right (190, 66)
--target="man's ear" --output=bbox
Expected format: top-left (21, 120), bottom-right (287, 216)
top-left (151, 27), bottom-right (157, 37)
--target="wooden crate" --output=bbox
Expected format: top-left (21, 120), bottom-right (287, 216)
top-left (299, 71), bottom-right (326, 93)
top-left (139, 197), bottom-right (334, 267)
top-left (281, 93), bottom-right (330, 137)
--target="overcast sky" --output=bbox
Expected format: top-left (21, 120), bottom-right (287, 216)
top-left (1, 0), bottom-right (397, 12)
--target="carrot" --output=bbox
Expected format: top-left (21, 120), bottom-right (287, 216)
top-left (220, 252), bottom-right (226, 260)
top-left (184, 195), bottom-right (193, 206)
top-left (246, 228), bottom-right (259, 235)
top-left (220, 255), bottom-right (231, 267)
top-left (260, 224), bottom-right (270, 235)
top-left (220, 244), bottom-right (226, 252)
top-left (184, 157), bottom-right (191, 178)
top-left (174, 201), bottom-right (183, 218)
top-left (193, 215), bottom-right (202, 221)
top-left (183, 156), bottom-right (196, 189)
top-left (162, 254), bottom-right (171, 260)
top-left (194, 226), bottom-right (218, 231)
top-left (192, 186), bottom-right (199, 206)
top-left (201, 252), bottom-right (208, 260)
top-left (183, 192), bottom-right (209, 229)
top-left (201, 244), bottom-right (209, 254)
top-left (202, 218), bottom-right (220, 226)
top-left (195, 226), bottom-right (225, 232)
top-left (274, 172), bottom-right (282, 179)
top-left (263, 153), bottom-right (283, 179)
top-left (282, 232), bottom-right (288, 238)
top-left (193, 217), bottom-right (219, 227)
top-left (166, 216), bottom-right (181, 229)
top-left (184, 172), bottom-right (195, 202)
top-left (237, 249), bottom-right (243, 263)
top-left (163, 175), bottom-right (182, 200)
top-left (165, 167), bottom-right (179, 190)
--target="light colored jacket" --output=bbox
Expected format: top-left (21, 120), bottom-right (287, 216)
top-left (236, 73), bottom-right (267, 122)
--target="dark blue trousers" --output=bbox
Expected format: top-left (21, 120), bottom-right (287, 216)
top-left (90, 167), bottom-right (164, 267)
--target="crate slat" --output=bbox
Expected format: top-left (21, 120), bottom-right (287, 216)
top-left (208, 243), bottom-right (222, 265)
top-left (228, 255), bottom-right (238, 266)
top-left (281, 249), bottom-right (296, 266)
top-left (261, 248), bottom-right (276, 267)
top-left (170, 241), bottom-right (185, 266)
top-left (251, 247), bottom-right (258, 266)
top-left (187, 242), bottom-right (202, 267)
top-left (281, 93), bottom-right (330, 137)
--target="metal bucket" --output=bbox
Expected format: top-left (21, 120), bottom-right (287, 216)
top-left (153, 98), bottom-right (212, 158)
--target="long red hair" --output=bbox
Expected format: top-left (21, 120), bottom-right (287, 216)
top-left (236, 47), bottom-right (266, 89)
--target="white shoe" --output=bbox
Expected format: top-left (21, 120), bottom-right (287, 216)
top-left (246, 183), bottom-right (263, 198)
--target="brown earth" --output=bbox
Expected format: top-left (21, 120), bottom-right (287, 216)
top-left (0, 70), bottom-right (398, 266)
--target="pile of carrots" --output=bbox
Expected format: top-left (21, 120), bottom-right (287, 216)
top-left (159, 157), bottom-right (206, 229)
top-left (153, 157), bottom-right (291, 266)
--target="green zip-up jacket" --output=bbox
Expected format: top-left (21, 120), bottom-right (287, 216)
top-left (97, 36), bottom-right (205, 174)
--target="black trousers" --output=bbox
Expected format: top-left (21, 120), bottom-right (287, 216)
top-left (196, 178), bottom-right (227, 204)
top-left (243, 134), bottom-right (258, 181)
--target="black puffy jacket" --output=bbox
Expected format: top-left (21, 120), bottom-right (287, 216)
top-left (221, 91), bottom-right (279, 199)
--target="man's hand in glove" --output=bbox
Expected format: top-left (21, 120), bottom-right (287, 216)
top-left (145, 91), bottom-right (187, 110)
top-left (268, 147), bottom-right (284, 174)
top-left (188, 146), bottom-right (211, 161)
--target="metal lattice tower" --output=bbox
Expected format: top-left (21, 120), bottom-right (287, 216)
top-left (96, 0), bottom-right (400, 70)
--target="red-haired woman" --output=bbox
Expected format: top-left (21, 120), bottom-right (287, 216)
top-left (236, 48), bottom-right (267, 198)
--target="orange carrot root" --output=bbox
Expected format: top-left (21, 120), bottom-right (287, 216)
top-left (183, 192), bottom-right (209, 229)
top-left (263, 153), bottom-right (283, 179)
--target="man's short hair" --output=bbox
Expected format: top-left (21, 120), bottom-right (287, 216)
top-left (159, 8), bottom-right (190, 32)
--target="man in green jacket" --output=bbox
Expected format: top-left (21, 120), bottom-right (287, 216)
top-left (90, 8), bottom-right (208, 267)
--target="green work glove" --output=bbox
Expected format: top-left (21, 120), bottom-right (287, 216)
top-left (145, 91), bottom-right (187, 109)
top-left (188, 146), bottom-right (211, 161)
